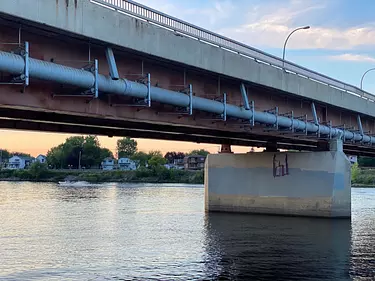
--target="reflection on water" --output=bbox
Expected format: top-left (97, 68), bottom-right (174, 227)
top-left (205, 213), bottom-right (351, 280)
top-left (0, 182), bottom-right (374, 280)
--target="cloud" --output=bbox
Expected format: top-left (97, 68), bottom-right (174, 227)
top-left (328, 54), bottom-right (375, 63)
top-left (224, 24), bottom-right (375, 50)
top-left (184, 1), bottom-right (236, 26)
top-left (133, 0), bottom-right (183, 19)
top-left (136, 0), bottom-right (375, 50)
top-left (217, 0), bottom-right (375, 50)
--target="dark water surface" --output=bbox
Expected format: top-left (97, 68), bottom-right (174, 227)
top-left (0, 182), bottom-right (374, 280)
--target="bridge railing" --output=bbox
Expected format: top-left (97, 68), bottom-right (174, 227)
top-left (91, 0), bottom-right (375, 102)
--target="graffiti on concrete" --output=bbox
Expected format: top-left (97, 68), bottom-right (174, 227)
top-left (273, 154), bottom-right (289, 177)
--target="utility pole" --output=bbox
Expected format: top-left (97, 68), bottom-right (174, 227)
top-left (78, 149), bottom-right (82, 170)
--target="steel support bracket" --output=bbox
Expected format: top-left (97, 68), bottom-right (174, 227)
top-left (295, 114), bottom-right (308, 135)
top-left (264, 107), bottom-right (279, 130)
top-left (146, 73), bottom-right (151, 107)
top-left (328, 121), bottom-right (332, 139)
top-left (311, 102), bottom-right (320, 137)
top-left (122, 73), bottom-right (151, 107)
top-left (240, 83), bottom-right (250, 110)
top-left (221, 92), bottom-right (227, 121)
top-left (187, 84), bottom-right (193, 115)
top-left (54, 59), bottom-right (98, 100)
top-left (157, 84), bottom-right (192, 116)
top-left (280, 110), bottom-right (295, 132)
top-left (105, 47), bottom-right (119, 80)
top-left (250, 100), bottom-right (255, 126)
top-left (357, 115), bottom-right (364, 143)
top-left (179, 84), bottom-right (193, 115)
top-left (0, 41), bottom-right (29, 89)
top-left (92, 59), bottom-right (99, 98)
top-left (203, 92), bottom-right (228, 121)
top-left (23, 41), bottom-right (29, 87)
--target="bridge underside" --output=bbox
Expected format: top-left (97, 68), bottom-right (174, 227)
top-left (1, 107), bottom-right (374, 157)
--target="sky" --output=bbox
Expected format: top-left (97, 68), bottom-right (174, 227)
top-left (2, 0), bottom-right (375, 156)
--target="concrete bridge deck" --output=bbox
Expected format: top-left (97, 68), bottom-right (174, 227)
top-left (0, 0), bottom-right (374, 156)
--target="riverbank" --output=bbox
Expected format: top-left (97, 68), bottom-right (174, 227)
top-left (352, 166), bottom-right (375, 187)
top-left (0, 167), bottom-right (204, 184)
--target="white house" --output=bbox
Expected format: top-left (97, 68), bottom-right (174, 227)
top-left (348, 155), bottom-right (358, 165)
top-left (101, 157), bottom-right (115, 170)
top-left (118, 157), bottom-right (137, 171)
top-left (6, 156), bottom-right (33, 169)
top-left (36, 154), bottom-right (47, 164)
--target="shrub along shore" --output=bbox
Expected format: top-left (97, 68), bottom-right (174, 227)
top-left (0, 164), bottom-right (204, 184)
top-left (351, 163), bottom-right (375, 187)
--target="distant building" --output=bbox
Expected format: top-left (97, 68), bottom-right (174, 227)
top-left (348, 155), bottom-right (358, 165)
top-left (36, 154), bottom-right (47, 164)
top-left (164, 164), bottom-right (174, 170)
top-left (184, 155), bottom-right (206, 170)
top-left (101, 157), bottom-right (115, 170)
top-left (173, 158), bottom-right (184, 169)
top-left (6, 156), bottom-right (33, 169)
top-left (118, 157), bottom-right (137, 171)
top-left (164, 159), bottom-right (184, 170)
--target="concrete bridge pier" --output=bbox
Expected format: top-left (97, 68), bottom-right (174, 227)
top-left (204, 139), bottom-right (351, 218)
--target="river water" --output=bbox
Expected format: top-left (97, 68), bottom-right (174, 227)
top-left (0, 182), bottom-right (374, 281)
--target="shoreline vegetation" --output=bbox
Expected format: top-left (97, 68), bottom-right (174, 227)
top-left (0, 136), bottom-right (209, 185)
top-left (0, 165), bottom-right (204, 184)
top-left (351, 163), bottom-right (375, 187)
top-left (0, 162), bottom-right (374, 187)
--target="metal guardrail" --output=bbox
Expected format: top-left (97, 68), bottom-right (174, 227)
top-left (92, 0), bottom-right (375, 101)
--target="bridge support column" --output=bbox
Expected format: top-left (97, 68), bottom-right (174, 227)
top-left (204, 139), bottom-right (351, 218)
top-left (220, 144), bottom-right (233, 154)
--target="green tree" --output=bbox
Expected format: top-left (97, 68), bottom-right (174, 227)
top-left (117, 137), bottom-right (137, 158)
top-left (28, 161), bottom-right (48, 180)
top-left (63, 136), bottom-right (85, 168)
top-left (0, 149), bottom-right (10, 165)
top-left (131, 151), bottom-right (150, 167)
top-left (148, 150), bottom-right (163, 158)
top-left (100, 148), bottom-right (114, 160)
top-left (81, 136), bottom-right (102, 168)
top-left (47, 144), bottom-right (65, 169)
top-left (148, 155), bottom-right (167, 168)
top-left (46, 135), bottom-right (113, 169)
top-left (351, 163), bottom-right (360, 182)
top-left (11, 152), bottom-right (31, 158)
top-left (188, 149), bottom-right (210, 157)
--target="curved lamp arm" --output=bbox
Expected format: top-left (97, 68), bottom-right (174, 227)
top-left (282, 26), bottom-right (310, 69)
top-left (360, 68), bottom-right (375, 90)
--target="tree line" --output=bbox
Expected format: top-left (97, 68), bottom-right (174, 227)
top-left (1, 136), bottom-right (210, 169)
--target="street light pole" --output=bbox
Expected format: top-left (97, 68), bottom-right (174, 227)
top-left (282, 26), bottom-right (310, 69)
top-left (360, 68), bottom-right (375, 90)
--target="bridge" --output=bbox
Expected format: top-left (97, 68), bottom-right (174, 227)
top-left (0, 0), bottom-right (370, 218)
